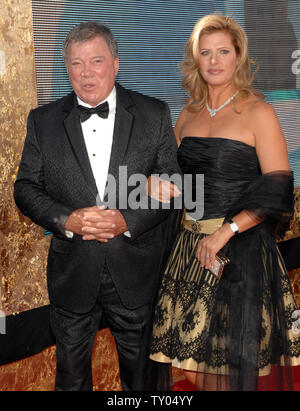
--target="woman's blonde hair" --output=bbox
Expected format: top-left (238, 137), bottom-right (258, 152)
top-left (181, 14), bottom-right (262, 111)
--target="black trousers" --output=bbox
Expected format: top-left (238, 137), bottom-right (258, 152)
top-left (50, 263), bottom-right (150, 391)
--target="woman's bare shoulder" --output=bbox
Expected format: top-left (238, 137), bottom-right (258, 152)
top-left (174, 107), bottom-right (195, 141)
top-left (242, 95), bottom-right (276, 119)
top-left (176, 106), bottom-right (194, 123)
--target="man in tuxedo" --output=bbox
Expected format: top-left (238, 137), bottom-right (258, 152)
top-left (14, 22), bottom-right (180, 391)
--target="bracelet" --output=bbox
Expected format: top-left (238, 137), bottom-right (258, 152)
top-left (228, 219), bottom-right (239, 235)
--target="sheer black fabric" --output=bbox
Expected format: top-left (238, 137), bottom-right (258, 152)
top-left (133, 209), bottom-right (182, 390)
top-left (150, 137), bottom-right (300, 391)
top-left (225, 170), bottom-right (294, 238)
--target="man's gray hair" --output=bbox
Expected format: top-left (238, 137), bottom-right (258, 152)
top-left (62, 21), bottom-right (118, 62)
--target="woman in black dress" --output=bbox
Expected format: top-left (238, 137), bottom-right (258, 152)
top-left (149, 14), bottom-right (300, 391)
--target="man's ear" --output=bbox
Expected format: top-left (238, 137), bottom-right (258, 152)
top-left (114, 56), bottom-right (119, 76)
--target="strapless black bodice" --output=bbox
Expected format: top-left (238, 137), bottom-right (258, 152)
top-left (178, 137), bottom-right (261, 219)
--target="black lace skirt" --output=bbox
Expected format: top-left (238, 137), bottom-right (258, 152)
top-left (150, 226), bottom-right (300, 391)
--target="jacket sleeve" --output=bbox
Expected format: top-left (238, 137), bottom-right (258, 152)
top-left (14, 110), bottom-right (74, 239)
top-left (120, 102), bottom-right (182, 240)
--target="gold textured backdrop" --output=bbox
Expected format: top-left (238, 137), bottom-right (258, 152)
top-left (0, 0), bottom-right (49, 316)
top-left (0, 0), bottom-right (299, 391)
top-left (0, 0), bottom-right (122, 391)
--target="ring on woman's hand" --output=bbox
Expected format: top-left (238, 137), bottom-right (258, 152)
top-left (205, 253), bottom-right (211, 258)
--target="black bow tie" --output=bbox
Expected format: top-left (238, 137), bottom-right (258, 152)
top-left (77, 101), bottom-right (109, 122)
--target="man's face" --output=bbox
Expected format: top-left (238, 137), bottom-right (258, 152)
top-left (66, 36), bottom-right (119, 106)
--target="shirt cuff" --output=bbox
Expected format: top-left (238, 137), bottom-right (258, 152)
top-left (65, 230), bottom-right (74, 239)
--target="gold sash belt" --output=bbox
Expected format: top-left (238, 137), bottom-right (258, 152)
top-left (183, 217), bottom-right (225, 235)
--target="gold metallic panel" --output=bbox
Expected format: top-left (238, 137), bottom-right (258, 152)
top-left (0, 0), bottom-right (50, 316)
top-left (0, 329), bottom-right (122, 391)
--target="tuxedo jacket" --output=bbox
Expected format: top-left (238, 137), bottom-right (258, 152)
top-left (14, 83), bottom-right (180, 313)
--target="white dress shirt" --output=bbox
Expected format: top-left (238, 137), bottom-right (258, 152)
top-left (77, 86), bottom-right (116, 201)
top-left (65, 87), bottom-right (130, 238)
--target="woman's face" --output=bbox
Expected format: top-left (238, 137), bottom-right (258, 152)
top-left (198, 31), bottom-right (240, 88)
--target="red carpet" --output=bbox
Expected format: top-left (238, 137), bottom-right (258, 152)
top-left (173, 366), bottom-right (300, 391)
top-left (295, 366), bottom-right (300, 390)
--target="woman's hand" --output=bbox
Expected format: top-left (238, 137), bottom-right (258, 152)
top-left (195, 223), bottom-right (234, 269)
top-left (146, 175), bottom-right (181, 203)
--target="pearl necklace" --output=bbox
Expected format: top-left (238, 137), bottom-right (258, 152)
top-left (206, 90), bottom-right (239, 117)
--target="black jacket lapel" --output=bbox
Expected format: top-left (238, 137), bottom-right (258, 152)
top-left (62, 92), bottom-right (98, 202)
top-left (108, 83), bottom-right (134, 181)
top-left (61, 86), bottom-right (135, 206)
